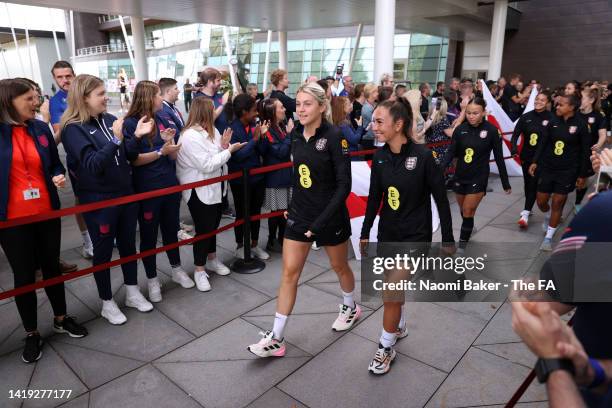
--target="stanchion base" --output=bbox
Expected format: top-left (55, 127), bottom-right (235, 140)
top-left (230, 258), bottom-right (266, 274)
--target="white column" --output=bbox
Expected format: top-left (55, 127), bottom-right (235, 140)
top-left (488, 0), bottom-right (508, 81)
top-left (222, 26), bottom-right (239, 95)
top-left (347, 23), bottom-right (363, 76)
top-left (374, 0), bottom-right (395, 82)
top-left (69, 10), bottom-right (76, 60)
top-left (262, 30), bottom-right (272, 91)
top-left (119, 16), bottom-right (136, 75)
top-left (4, 3), bottom-right (24, 75)
top-left (130, 16), bottom-right (148, 81)
top-left (278, 31), bottom-right (288, 70)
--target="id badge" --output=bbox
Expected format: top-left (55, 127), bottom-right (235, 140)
top-left (23, 188), bottom-right (41, 200)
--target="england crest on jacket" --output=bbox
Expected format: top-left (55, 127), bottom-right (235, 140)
top-left (405, 156), bottom-right (417, 170)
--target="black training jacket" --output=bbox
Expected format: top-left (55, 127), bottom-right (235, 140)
top-left (360, 142), bottom-right (455, 243)
top-left (511, 110), bottom-right (554, 163)
top-left (533, 113), bottom-right (591, 177)
top-left (441, 120), bottom-right (511, 190)
top-left (287, 121), bottom-right (351, 234)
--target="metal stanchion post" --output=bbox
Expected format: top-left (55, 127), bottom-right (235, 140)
top-left (231, 168), bottom-right (265, 274)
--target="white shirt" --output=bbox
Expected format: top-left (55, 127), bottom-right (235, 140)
top-left (176, 126), bottom-right (231, 205)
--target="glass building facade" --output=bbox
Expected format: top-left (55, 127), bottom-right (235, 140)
top-left (76, 23), bottom-right (449, 96)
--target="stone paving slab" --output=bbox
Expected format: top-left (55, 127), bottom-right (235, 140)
top-left (278, 333), bottom-right (447, 408)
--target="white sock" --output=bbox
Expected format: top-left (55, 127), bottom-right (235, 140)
top-left (82, 231), bottom-right (93, 248)
top-left (380, 329), bottom-right (397, 349)
top-left (545, 226), bottom-right (557, 240)
top-left (342, 290), bottom-right (355, 309)
top-left (125, 285), bottom-right (142, 297)
top-left (272, 312), bottom-right (287, 340)
top-left (148, 277), bottom-right (160, 285)
top-left (520, 210), bottom-right (530, 218)
top-left (399, 305), bottom-right (406, 329)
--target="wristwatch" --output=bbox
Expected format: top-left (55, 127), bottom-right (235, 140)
top-left (535, 358), bottom-right (575, 383)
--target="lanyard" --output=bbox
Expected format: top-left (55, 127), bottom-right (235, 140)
top-left (13, 129), bottom-right (36, 188)
top-left (164, 101), bottom-right (184, 126)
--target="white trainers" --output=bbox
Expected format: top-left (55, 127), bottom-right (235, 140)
top-left (125, 286), bottom-right (154, 312)
top-left (194, 271), bottom-right (211, 292)
top-left (148, 278), bottom-right (162, 303)
top-left (101, 299), bottom-right (127, 325)
top-left (542, 215), bottom-right (550, 233)
top-left (205, 258), bottom-right (230, 276)
top-left (251, 246), bottom-right (270, 260)
top-left (368, 344), bottom-right (396, 375)
top-left (235, 246), bottom-right (245, 260)
top-left (247, 330), bottom-right (286, 358)
top-left (311, 241), bottom-right (321, 251)
top-left (177, 229), bottom-right (194, 244)
top-left (81, 244), bottom-right (94, 260)
top-left (179, 222), bottom-right (194, 233)
top-left (332, 303), bottom-right (362, 331)
top-left (172, 267), bottom-right (195, 288)
top-left (394, 325), bottom-right (409, 343)
top-left (540, 237), bottom-right (553, 252)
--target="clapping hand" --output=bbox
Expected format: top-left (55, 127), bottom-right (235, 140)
top-left (134, 116), bottom-right (154, 139)
top-left (52, 174), bottom-right (66, 188)
top-left (221, 128), bottom-right (233, 149)
top-left (286, 118), bottom-right (295, 133)
top-left (160, 140), bottom-right (181, 156)
top-left (160, 127), bottom-right (176, 142)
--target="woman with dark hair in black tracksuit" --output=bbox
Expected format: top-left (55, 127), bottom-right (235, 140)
top-left (511, 91), bottom-right (554, 229)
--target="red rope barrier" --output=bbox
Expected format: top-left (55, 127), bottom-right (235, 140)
top-left (0, 142), bottom-right (517, 300)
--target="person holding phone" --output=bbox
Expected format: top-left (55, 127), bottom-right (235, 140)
top-left (123, 80), bottom-right (192, 302)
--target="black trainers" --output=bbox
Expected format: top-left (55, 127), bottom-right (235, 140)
top-left (22, 333), bottom-right (43, 363)
top-left (53, 316), bottom-right (88, 338)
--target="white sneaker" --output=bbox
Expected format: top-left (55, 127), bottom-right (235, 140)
top-left (101, 299), bottom-right (127, 325)
top-left (205, 258), bottom-right (230, 276)
top-left (179, 222), bottom-right (194, 232)
top-left (394, 325), bottom-right (409, 344)
top-left (542, 215), bottom-right (550, 233)
top-left (125, 286), bottom-right (154, 312)
top-left (148, 278), bottom-right (162, 303)
top-left (332, 303), bottom-right (362, 331)
top-left (251, 246), bottom-right (270, 260)
top-left (177, 229), bottom-right (194, 243)
top-left (247, 330), bottom-right (286, 358)
top-left (194, 271), bottom-right (211, 292)
top-left (81, 244), bottom-right (94, 260)
top-left (368, 344), bottom-right (396, 375)
top-left (540, 237), bottom-right (553, 252)
top-left (235, 247), bottom-right (245, 260)
top-left (311, 242), bottom-right (321, 251)
top-left (172, 267), bottom-right (195, 288)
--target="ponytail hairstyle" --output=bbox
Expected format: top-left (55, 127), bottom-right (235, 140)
top-left (60, 74), bottom-right (105, 129)
top-left (223, 93), bottom-right (256, 123)
top-left (258, 97), bottom-right (280, 130)
top-left (467, 96), bottom-right (487, 111)
top-left (126, 80), bottom-right (159, 144)
top-left (296, 82), bottom-right (331, 123)
top-left (374, 96), bottom-right (413, 139)
top-left (581, 87), bottom-right (601, 112)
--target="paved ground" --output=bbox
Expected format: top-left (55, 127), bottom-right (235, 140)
top-left (0, 104), bottom-right (571, 407)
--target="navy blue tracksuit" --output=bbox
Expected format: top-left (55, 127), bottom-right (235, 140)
top-left (159, 101), bottom-right (185, 139)
top-left (62, 113), bottom-right (138, 300)
top-left (123, 114), bottom-right (182, 278)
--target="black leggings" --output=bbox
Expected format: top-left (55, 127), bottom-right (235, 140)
top-left (0, 219), bottom-right (66, 332)
top-left (230, 180), bottom-right (265, 245)
top-left (522, 161), bottom-right (538, 212)
top-left (187, 191), bottom-right (222, 267)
